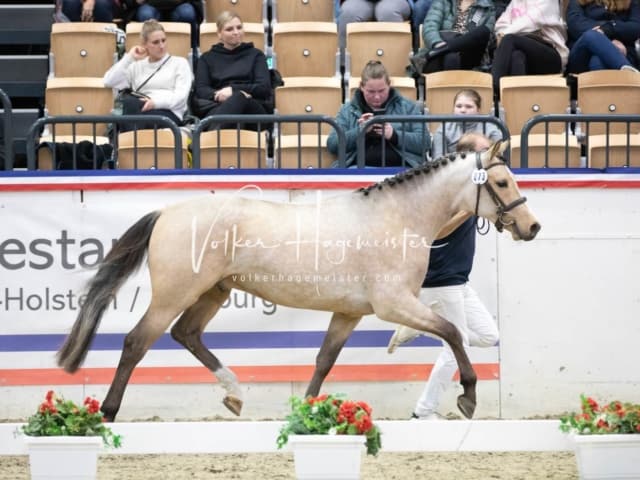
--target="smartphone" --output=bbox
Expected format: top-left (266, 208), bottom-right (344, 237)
top-left (373, 109), bottom-right (386, 116)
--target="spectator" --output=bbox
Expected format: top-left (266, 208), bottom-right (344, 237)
top-left (104, 19), bottom-right (192, 131)
top-left (134, 1), bottom-right (203, 49)
top-left (387, 131), bottom-right (499, 421)
top-left (337, 0), bottom-right (412, 55)
top-left (431, 88), bottom-right (502, 158)
top-left (565, 0), bottom-right (640, 74)
top-left (408, 0), bottom-right (495, 76)
top-left (410, 0), bottom-right (434, 33)
top-left (491, 0), bottom-right (569, 96)
top-left (61, 0), bottom-right (115, 22)
top-left (191, 11), bottom-right (273, 131)
top-left (328, 60), bottom-right (429, 168)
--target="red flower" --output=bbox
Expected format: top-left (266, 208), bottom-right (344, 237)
top-left (45, 390), bottom-right (55, 403)
top-left (84, 397), bottom-right (101, 414)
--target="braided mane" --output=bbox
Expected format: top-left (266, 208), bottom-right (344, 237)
top-left (356, 151), bottom-right (471, 197)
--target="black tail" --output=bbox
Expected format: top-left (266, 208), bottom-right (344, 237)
top-left (57, 211), bottom-right (161, 373)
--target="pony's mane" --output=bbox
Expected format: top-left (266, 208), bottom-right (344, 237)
top-left (356, 151), bottom-right (473, 197)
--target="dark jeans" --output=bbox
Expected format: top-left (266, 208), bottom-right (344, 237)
top-left (203, 91), bottom-right (269, 131)
top-left (566, 29), bottom-right (635, 74)
top-left (119, 109), bottom-right (182, 133)
top-left (136, 3), bottom-right (199, 49)
top-left (62, 0), bottom-right (114, 21)
top-left (424, 26), bottom-right (491, 73)
top-left (492, 34), bottom-right (562, 95)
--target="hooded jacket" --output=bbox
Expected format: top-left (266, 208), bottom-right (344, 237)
top-left (327, 88), bottom-right (430, 168)
top-left (194, 42), bottom-right (272, 109)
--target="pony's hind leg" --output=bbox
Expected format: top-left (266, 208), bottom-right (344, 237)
top-left (169, 283), bottom-right (243, 416)
top-left (101, 305), bottom-right (179, 422)
top-left (373, 293), bottom-right (478, 419)
top-left (305, 312), bottom-right (362, 397)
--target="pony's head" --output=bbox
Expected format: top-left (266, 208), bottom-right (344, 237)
top-left (474, 141), bottom-right (541, 241)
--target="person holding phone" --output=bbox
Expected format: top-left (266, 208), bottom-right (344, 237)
top-left (327, 60), bottom-right (429, 168)
top-left (103, 19), bottom-right (192, 131)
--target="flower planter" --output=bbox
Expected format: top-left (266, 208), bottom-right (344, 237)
top-left (572, 434), bottom-right (640, 480)
top-left (288, 434), bottom-right (366, 480)
top-left (24, 436), bottom-right (103, 480)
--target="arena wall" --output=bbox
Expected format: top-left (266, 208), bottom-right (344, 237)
top-left (0, 171), bottom-right (638, 421)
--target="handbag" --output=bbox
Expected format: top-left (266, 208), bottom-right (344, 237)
top-left (115, 56), bottom-right (171, 115)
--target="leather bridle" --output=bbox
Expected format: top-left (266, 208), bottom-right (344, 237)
top-left (473, 152), bottom-right (528, 235)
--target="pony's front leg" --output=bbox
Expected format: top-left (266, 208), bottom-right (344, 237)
top-left (305, 312), bottom-right (362, 397)
top-left (373, 294), bottom-right (477, 419)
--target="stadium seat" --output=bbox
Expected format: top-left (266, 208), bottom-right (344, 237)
top-left (345, 22), bottom-right (413, 80)
top-left (50, 23), bottom-right (119, 78)
top-left (204, 0), bottom-right (268, 24)
top-left (500, 75), bottom-right (578, 168)
top-left (273, 134), bottom-right (335, 168)
top-left (125, 22), bottom-right (192, 61)
top-left (199, 129), bottom-right (269, 168)
top-left (117, 129), bottom-right (190, 169)
top-left (576, 69), bottom-right (640, 135)
top-left (424, 70), bottom-right (493, 116)
top-left (576, 70), bottom-right (640, 168)
top-left (587, 133), bottom-right (640, 168)
top-left (274, 76), bottom-right (343, 135)
top-left (271, 22), bottom-right (340, 78)
top-left (199, 22), bottom-right (266, 54)
top-left (44, 77), bottom-right (114, 136)
top-left (271, 0), bottom-right (335, 23)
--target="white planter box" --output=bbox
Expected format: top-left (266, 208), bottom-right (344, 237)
top-left (288, 434), bottom-right (366, 480)
top-left (24, 436), bottom-right (104, 480)
top-left (573, 434), bottom-right (640, 480)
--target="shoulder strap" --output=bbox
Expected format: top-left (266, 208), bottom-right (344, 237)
top-left (135, 55), bottom-right (172, 92)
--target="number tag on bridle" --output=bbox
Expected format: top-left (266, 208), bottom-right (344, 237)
top-left (471, 168), bottom-right (488, 185)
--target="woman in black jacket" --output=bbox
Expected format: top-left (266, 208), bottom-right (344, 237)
top-left (192, 11), bottom-right (272, 130)
top-left (566, 0), bottom-right (640, 73)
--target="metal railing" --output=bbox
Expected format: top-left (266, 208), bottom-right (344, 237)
top-left (357, 114), bottom-right (510, 168)
top-left (0, 88), bottom-right (12, 171)
top-left (26, 115), bottom-right (184, 170)
top-left (520, 114), bottom-right (640, 168)
top-left (191, 114), bottom-right (346, 169)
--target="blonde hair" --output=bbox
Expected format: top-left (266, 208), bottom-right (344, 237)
top-left (456, 132), bottom-right (492, 153)
top-left (216, 11), bottom-right (242, 31)
top-left (360, 60), bottom-right (390, 87)
top-left (578, 0), bottom-right (630, 11)
top-left (140, 19), bottom-right (165, 43)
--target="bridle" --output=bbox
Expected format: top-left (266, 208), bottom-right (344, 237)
top-left (473, 152), bottom-right (527, 235)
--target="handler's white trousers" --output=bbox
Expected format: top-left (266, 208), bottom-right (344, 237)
top-left (414, 283), bottom-right (499, 417)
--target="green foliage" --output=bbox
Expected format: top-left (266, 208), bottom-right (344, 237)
top-left (277, 393), bottom-right (382, 456)
top-left (21, 391), bottom-right (122, 448)
top-left (560, 394), bottom-right (640, 435)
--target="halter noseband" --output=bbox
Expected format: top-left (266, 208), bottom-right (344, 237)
top-left (473, 152), bottom-right (527, 234)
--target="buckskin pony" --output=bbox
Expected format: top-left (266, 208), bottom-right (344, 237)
top-left (57, 141), bottom-right (540, 422)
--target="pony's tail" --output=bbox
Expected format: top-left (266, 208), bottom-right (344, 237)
top-left (57, 211), bottom-right (162, 373)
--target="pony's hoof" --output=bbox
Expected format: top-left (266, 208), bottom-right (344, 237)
top-left (223, 395), bottom-right (243, 416)
top-left (457, 395), bottom-right (476, 419)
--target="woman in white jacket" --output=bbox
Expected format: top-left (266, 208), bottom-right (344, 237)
top-left (104, 19), bottom-right (192, 131)
top-left (491, 0), bottom-right (569, 96)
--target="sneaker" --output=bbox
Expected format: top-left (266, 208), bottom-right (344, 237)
top-left (621, 65), bottom-right (639, 73)
top-left (410, 412), bottom-right (446, 421)
top-left (387, 325), bottom-right (420, 353)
